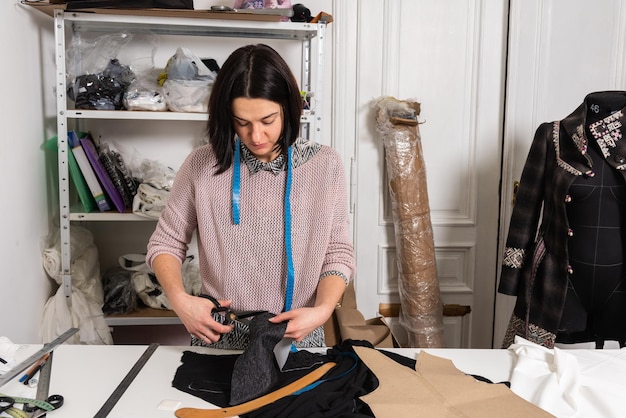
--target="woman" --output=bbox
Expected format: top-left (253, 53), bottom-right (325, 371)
top-left (146, 44), bottom-right (355, 348)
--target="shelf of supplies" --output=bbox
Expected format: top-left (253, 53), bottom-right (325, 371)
top-left (36, 5), bottom-right (326, 333)
top-left (23, 5), bottom-right (320, 41)
top-left (67, 15), bottom-right (320, 41)
top-left (23, 2), bottom-right (285, 23)
top-left (67, 109), bottom-right (315, 123)
top-left (68, 109), bottom-right (207, 121)
top-left (105, 307), bottom-right (182, 326)
top-left (69, 205), bottom-right (157, 221)
top-left (70, 212), bottom-right (157, 221)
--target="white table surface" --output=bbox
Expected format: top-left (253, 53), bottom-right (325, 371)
top-left (2, 343), bottom-right (624, 417)
top-left (0, 345), bottom-right (515, 418)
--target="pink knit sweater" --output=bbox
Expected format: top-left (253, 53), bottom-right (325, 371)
top-left (146, 140), bottom-right (355, 315)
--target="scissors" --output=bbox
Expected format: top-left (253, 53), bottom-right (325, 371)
top-left (199, 294), bottom-right (267, 325)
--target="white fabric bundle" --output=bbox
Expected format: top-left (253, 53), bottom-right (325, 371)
top-left (132, 182), bottom-right (170, 219)
top-left (41, 288), bottom-right (113, 345)
top-left (508, 336), bottom-right (626, 417)
top-left (41, 226), bottom-right (112, 345)
top-left (42, 226), bottom-right (93, 280)
top-left (121, 253), bottom-right (201, 310)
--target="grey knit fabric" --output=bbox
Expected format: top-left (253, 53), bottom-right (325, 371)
top-left (229, 312), bottom-right (287, 405)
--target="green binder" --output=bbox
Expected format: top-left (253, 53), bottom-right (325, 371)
top-left (45, 134), bottom-right (97, 213)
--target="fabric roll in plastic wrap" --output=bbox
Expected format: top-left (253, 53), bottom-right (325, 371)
top-left (374, 96), bottom-right (445, 348)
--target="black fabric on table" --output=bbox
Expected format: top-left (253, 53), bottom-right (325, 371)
top-left (172, 338), bottom-right (506, 417)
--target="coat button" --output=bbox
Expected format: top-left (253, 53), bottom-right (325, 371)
top-left (567, 265), bottom-right (574, 274)
top-left (565, 194), bottom-right (572, 203)
top-left (615, 155), bottom-right (626, 164)
top-left (568, 229), bottom-right (574, 237)
top-left (584, 170), bottom-right (595, 178)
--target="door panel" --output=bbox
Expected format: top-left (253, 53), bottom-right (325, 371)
top-left (341, 0), bottom-right (508, 348)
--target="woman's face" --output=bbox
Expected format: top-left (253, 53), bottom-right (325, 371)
top-left (232, 97), bottom-right (283, 162)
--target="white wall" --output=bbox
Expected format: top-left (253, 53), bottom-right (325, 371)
top-left (1, 2), bottom-right (57, 343)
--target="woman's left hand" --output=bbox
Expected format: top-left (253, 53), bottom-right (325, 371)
top-left (269, 306), bottom-right (332, 342)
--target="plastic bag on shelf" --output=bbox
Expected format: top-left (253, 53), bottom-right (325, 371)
top-left (160, 47), bottom-right (217, 113)
top-left (132, 182), bottom-right (170, 219)
top-left (69, 58), bottom-right (135, 110)
top-left (162, 47), bottom-right (216, 81)
top-left (122, 34), bottom-right (165, 112)
top-left (162, 78), bottom-right (212, 113)
top-left (123, 69), bottom-right (167, 111)
top-left (102, 267), bottom-right (137, 315)
top-left (66, 32), bottom-right (132, 81)
top-left (131, 155), bottom-right (177, 191)
top-left (66, 31), bottom-right (160, 110)
top-left (134, 159), bottom-right (176, 217)
top-left (117, 254), bottom-right (201, 310)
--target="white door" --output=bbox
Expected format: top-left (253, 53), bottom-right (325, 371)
top-left (334, 0), bottom-right (509, 348)
top-left (495, 0), bottom-right (626, 346)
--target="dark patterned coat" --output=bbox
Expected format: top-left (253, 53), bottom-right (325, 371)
top-left (499, 91), bottom-right (626, 348)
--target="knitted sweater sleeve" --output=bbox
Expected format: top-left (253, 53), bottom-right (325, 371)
top-left (319, 148), bottom-right (355, 283)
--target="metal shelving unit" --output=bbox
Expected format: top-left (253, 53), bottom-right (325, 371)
top-left (50, 9), bottom-right (326, 326)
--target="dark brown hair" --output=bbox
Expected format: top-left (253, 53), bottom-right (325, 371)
top-left (207, 44), bottom-right (303, 174)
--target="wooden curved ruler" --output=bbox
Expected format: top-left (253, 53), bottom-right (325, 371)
top-left (175, 361), bottom-right (336, 418)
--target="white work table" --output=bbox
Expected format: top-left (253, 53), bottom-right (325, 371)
top-left (1, 342), bottom-right (625, 417)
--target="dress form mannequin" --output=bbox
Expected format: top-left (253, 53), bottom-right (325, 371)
top-left (557, 92), bottom-right (626, 348)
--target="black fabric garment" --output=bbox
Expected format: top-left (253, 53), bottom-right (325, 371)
top-left (171, 347), bottom-right (333, 408)
top-left (248, 342), bottom-right (373, 418)
top-left (172, 339), bottom-right (508, 417)
top-left (557, 109), bottom-right (626, 347)
top-left (173, 312), bottom-right (289, 406)
top-left (172, 351), bottom-right (238, 407)
top-left (499, 90), bottom-right (626, 348)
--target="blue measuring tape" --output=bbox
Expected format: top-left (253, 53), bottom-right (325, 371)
top-left (293, 352), bottom-right (359, 395)
top-left (230, 142), bottom-right (350, 389)
top-left (232, 138), bottom-right (242, 225)
top-left (231, 140), bottom-right (295, 312)
top-left (283, 145), bottom-right (295, 312)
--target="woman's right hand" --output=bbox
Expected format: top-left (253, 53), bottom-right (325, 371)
top-left (170, 293), bottom-right (234, 344)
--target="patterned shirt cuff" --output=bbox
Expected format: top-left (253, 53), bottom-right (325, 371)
top-left (319, 270), bottom-right (349, 286)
